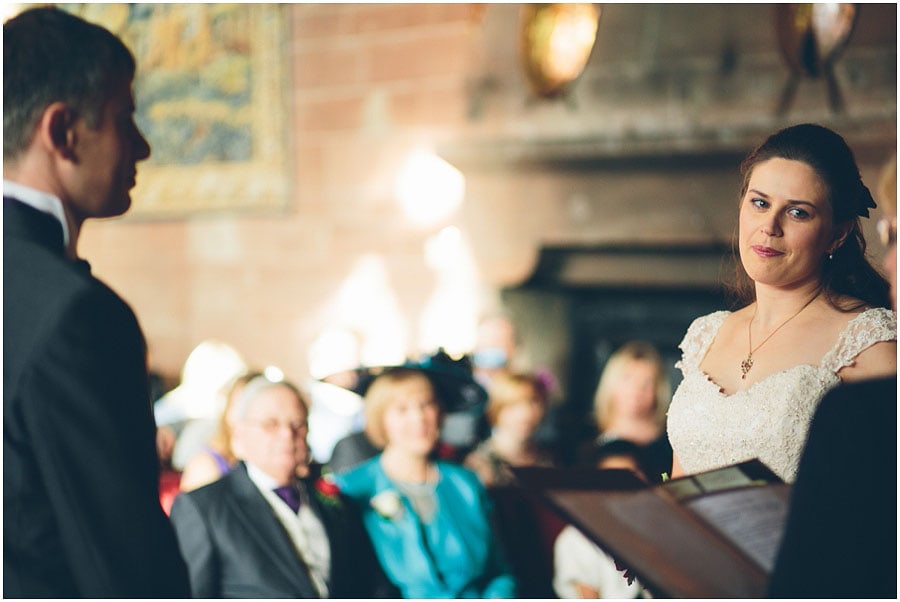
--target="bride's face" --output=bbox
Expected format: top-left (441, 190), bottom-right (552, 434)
top-left (738, 158), bottom-right (844, 290)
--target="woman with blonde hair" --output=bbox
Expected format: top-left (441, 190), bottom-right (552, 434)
top-left (464, 371), bottom-right (554, 488)
top-left (332, 367), bottom-right (516, 598)
top-left (579, 341), bottom-right (672, 483)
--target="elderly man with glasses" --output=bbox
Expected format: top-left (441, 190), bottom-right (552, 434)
top-left (170, 376), bottom-right (390, 598)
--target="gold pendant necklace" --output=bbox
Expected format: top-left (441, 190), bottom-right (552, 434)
top-left (741, 292), bottom-right (820, 380)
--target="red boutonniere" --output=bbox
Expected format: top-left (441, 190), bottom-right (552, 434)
top-left (314, 477), bottom-right (342, 508)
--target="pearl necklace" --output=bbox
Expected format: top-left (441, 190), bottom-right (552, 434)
top-left (740, 292), bottom-right (820, 380)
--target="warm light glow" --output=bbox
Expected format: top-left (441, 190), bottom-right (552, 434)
top-left (418, 226), bottom-right (480, 356)
top-left (307, 329), bottom-right (362, 380)
top-left (154, 340), bottom-right (247, 423)
top-left (520, 3), bottom-right (600, 98)
top-left (2, 4), bottom-right (24, 23)
top-left (395, 150), bottom-right (466, 227)
top-left (323, 255), bottom-right (409, 366)
top-left (544, 5), bottom-right (600, 81)
top-left (263, 365), bottom-right (285, 382)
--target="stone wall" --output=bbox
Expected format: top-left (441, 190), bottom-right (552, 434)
top-left (78, 3), bottom-right (896, 388)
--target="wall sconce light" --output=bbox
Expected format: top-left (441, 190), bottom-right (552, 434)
top-left (519, 3), bottom-right (601, 100)
top-left (774, 3), bottom-right (858, 115)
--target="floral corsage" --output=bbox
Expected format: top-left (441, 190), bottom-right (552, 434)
top-left (370, 490), bottom-right (404, 520)
top-left (314, 476), bottom-right (343, 509)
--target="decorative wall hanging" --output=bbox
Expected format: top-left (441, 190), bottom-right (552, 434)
top-left (62, 4), bottom-right (292, 218)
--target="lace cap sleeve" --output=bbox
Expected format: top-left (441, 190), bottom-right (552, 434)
top-left (675, 311), bottom-right (730, 373)
top-left (821, 307), bottom-right (897, 373)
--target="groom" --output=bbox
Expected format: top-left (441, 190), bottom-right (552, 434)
top-left (3, 6), bottom-right (189, 597)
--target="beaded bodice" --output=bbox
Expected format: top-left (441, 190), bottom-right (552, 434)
top-left (667, 307), bottom-right (896, 482)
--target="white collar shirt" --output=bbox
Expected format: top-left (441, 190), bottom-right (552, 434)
top-left (245, 463), bottom-right (332, 597)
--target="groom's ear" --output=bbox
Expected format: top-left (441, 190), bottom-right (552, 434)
top-left (39, 101), bottom-right (79, 161)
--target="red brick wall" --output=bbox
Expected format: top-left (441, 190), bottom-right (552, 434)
top-left (80, 4), bottom-right (486, 381)
top-left (78, 4), bottom-right (896, 387)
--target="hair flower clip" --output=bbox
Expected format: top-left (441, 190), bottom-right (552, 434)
top-left (370, 490), bottom-right (403, 520)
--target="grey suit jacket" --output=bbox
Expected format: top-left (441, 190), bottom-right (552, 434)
top-left (170, 462), bottom-right (384, 598)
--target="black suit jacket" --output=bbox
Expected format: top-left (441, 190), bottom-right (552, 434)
top-left (170, 462), bottom-right (387, 598)
top-left (3, 198), bottom-right (190, 597)
top-left (768, 377), bottom-right (897, 598)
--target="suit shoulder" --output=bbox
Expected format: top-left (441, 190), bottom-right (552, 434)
top-left (6, 238), bottom-right (135, 320)
top-left (817, 377), bottom-right (897, 417)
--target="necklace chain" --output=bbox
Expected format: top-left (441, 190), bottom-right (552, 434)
top-left (740, 292), bottom-right (820, 380)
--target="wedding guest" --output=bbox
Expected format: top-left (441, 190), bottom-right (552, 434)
top-left (464, 371), bottom-right (554, 488)
top-left (332, 368), bottom-right (517, 598)
top-left (156, 339), bottom-right (248, 471)
top-left (767, 154), bottom-right (898, 598)
top-left (3, 7), bottom-right (189, 596)
top-left (667, 124), bottom-right (896, 483)
top-left (554, 440), bottom-right (647, 599)
top-left (179, 370), bottom-right (263, 492)
top-left (327, 419), bottom-right (382, 475)
top-left (578, 341), bottom-right (672, 483)
top-left (466, 312), bottom-right (560, 456)
top-left (170, 376), bottom-right (385, 598)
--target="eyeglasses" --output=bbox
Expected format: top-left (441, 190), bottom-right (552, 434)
top-left (877, 217), bottom-right (897, 247)
top-left (246, 418), bottom-right (307, 434)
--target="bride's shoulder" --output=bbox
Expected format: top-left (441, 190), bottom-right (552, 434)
top-left (677, 310), bottom-right (733, 364)
top-left (684, 309), bottom-right (732, 334)
top-left (829, 302), bottom-right (896, 335)
top-left (822, 303), bottom-right (897, 378)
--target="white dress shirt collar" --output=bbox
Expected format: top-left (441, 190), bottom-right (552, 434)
top-left (3, 180), bottom-right (71, 249)
top-left (245, 462), bottom-right (283, 491)
top-left (244, 462), bottom-right (332, 597)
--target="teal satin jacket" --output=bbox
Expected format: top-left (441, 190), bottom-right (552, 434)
top-left (333, 456), bottom-right (517, 598)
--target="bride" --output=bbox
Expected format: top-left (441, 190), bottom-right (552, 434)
top-left (667, 124), bottom-right (896, 483)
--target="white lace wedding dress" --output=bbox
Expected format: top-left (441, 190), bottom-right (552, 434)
top-left (667, 307), bottom-right (896, 483)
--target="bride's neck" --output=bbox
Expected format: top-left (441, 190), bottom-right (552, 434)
top-left (752, 283), bottom-right (823, 327)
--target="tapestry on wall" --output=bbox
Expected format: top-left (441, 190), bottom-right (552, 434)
top-left (61, 3), bottom-right (292, 219)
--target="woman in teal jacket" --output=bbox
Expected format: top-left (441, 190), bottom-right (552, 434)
top-left (331, 367), bottom-right (516, 599)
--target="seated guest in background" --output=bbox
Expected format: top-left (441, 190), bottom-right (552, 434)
top-left (179, 370), bottom-right (262, 492)
top-left (155, 339), bottom-right (248, 472)
top-left (554, 440), bottom-right (647, 599)
top-left (578, 341), bottom-right (672, 483)
top-left (668, 124), bottom-right (896, 483)
top-left (767, 154), bottom-right (898, 598)
top-left (464, 371), bottom-right (555, 488)
top-left (3, 7), bottom-right (189, 596)
top-left (170, 376), bottom-right (384, 598)
top-left (327, 418), bottom-right (382, 475)
top-left (332, 368), bottom-right (517, 598)
top-left (464, 371), bottom-right (558, 597)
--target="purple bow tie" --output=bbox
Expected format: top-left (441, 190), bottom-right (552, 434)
top-left (273, 484), bottom-right (301, 513)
